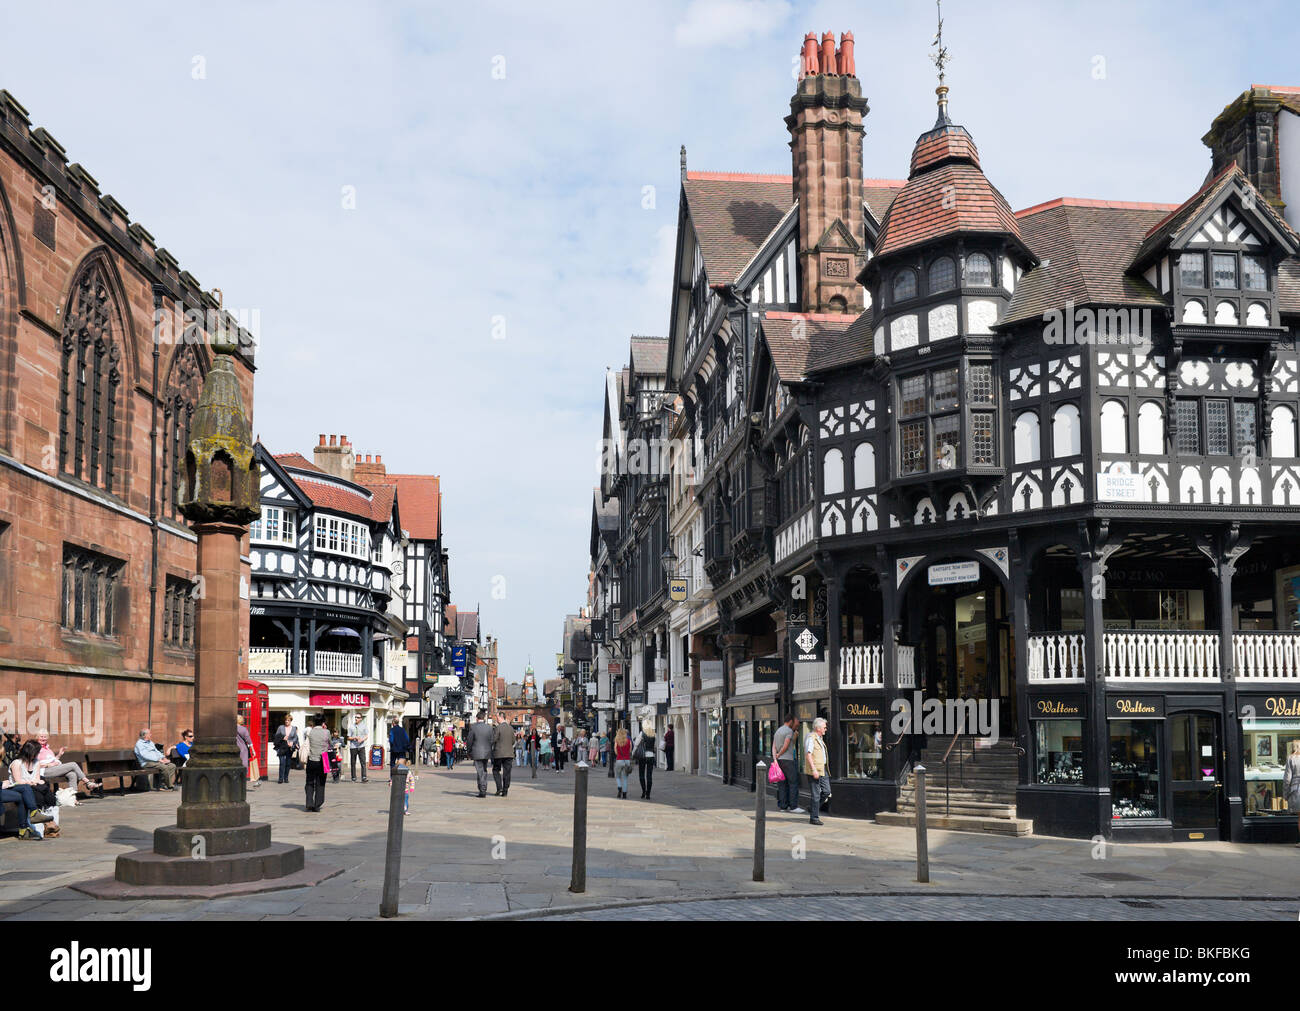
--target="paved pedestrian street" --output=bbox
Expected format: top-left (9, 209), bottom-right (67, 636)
top-left (2, 762), bottom-right (1297, 921)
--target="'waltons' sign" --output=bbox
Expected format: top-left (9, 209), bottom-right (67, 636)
top-left (1030, 695), bottom-right (1084, 719)
top-left (1239, 695), bottom-right (1300, 719)
top-left (1106, 695), bottom-right (1164, 719)
top-left (839, 699), bottom-right (884, 721)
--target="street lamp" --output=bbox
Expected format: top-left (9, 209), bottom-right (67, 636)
top-left (659, 546), bottom-right (677, 577)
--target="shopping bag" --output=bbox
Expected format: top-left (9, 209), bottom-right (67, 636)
top-left (321, 750), bottom-right (331, 776)
top-left (768, 761), bottom-right (785, 784)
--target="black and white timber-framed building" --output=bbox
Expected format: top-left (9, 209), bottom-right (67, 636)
top-left (589, 31), bottom-right (1300, 844)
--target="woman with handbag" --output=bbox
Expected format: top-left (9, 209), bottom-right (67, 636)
top-left (235, 715), bottom-right (260, 790)
top-left (632, 718), bottom-right (656, 800)
top-left (1285, 740), bottom-right (1300, 845)
top-left (612, 727), bottom-right (633, 798)
top-left (302, 714), bottom-right (330, 812)
top-left (274, 715), bottom-right (299, 784)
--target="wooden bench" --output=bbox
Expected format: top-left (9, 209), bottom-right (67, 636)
top-left (83, 749), bottom-right (161, 794)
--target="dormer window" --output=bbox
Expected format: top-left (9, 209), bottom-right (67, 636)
top-left (893, 270), bottom-right (918, 303)
top-left (965, 252), bottom-right (992, 286)
top-left (1212, 254), bottom-right (1237, 289)
top-left (928, 257), bottom-right (956, 292)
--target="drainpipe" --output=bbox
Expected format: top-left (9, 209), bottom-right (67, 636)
top-left (146, 285), bottom-right (164, 723)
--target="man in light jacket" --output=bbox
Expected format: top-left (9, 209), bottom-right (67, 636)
top-left (491, 714), bottom-right (515, 797)
top-left (805, 717), bottom-right (830, 826)
top-left (347, 712), bottom-right (369, 783)
top-left (465, 710), bottom-right (495, 798)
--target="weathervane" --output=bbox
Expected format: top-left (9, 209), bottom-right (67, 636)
top-left (930, 0), bottom-right (952, 123)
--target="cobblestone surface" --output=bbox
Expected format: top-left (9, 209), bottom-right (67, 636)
top-left (0, 760), bottom-right (1296, 920)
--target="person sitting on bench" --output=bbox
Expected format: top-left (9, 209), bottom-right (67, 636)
top-left (133, 729), bottom-right (178, 790)
top-left (7, 741), bottom-right (59, 834)
top-left (34, 731), bottom-right (99, 797)
top-left (0, 784), bottom-right (41, 840)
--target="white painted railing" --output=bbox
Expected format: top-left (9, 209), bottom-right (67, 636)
top-left (245, 647), bottom-right (372, 677)
top-left (1104, 631), bottom-right (1220, 681)
top-left (840, 644), bottom-right (883, 688)
top-left (1028, 633), bottom-right (1086, 683)
top-left (1234, 632), bottom-right (1300, 680)
top-left (897, 645), bottom-right (917, 689)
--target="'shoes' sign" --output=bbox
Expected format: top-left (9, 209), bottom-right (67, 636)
top-left (791, 626), bottom-right (825, 663)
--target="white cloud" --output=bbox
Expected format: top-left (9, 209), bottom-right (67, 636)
top-left (674, 0), bottom-right (792, 48)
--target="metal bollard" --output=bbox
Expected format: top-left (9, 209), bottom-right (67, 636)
top-left (753, 760), bottom-right (767, 882)
top-left (379, 766), bottom-right (408, 917)
top-left (914, 763), bottom-right (929, 884)
top-left (570, 763), bottom-right (588, 893)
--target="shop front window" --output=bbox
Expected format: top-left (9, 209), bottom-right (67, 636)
top-left (755, 706), bottom-right (776, 764)
top-left (1242, 718), bottom-right (1300, 816)
top-left (706, 708), bottom-right (723, 777)
top-left (1034, 720), bottom-right (1084, 785)
top-left (1110, 720), bottom-right (1161, 819)
top-left (844, 722), bottom-right (882, 779)
top-left (733, 714), bottom-right (749, 757)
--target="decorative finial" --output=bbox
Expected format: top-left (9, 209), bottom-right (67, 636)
top-left (680, 145), bottom-right (687, 182)
top-left (930, 0), bottom-right (952, 125)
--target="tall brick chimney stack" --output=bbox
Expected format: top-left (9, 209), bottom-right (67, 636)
top-left (1204, 87), bottom-right (1294, 225)
top-left (313, 433), bottom-right (356, 483)
top-left (354, 451), bottom-right (388, 482)
top-left (786, 30), bottom-right (868, 314)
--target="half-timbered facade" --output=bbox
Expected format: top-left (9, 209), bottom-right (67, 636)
top-left (247, 444), bottom-right (408, 746)
top-left (590, 35), bottom-right (1300, 843)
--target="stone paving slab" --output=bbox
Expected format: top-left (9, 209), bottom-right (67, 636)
top-left (1, 762), bottom-right (1297, 920)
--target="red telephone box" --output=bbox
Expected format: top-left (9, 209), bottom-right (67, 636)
top-left (237, 680), bottom-right (270, 781)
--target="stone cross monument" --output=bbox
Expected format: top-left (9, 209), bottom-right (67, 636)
top-left (80, 336), bottom-right (336, 896)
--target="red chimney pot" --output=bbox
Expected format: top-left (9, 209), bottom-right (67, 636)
top-left (329, 435), bottom-right (337, 446)
top-left (800, 32), bottom-right (820, 78)
top-left (839, 31), bottom-right (855, 76)
top-left (319, 434), bottom-right (326, 446)
top-left (820, 32), bottom-right (837, 75)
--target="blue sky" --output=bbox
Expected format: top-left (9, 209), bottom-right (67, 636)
top-left (3, 0), bottom-right (1298, 681)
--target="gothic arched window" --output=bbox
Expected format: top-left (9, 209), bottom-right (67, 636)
top-left (928, 257), bottom-right (956, 292)
top-left (965, 253), bottom-right (993, 287)
top-left (893, 270), bottom-right (918, 303)
top-left (58, 264), bottom-right (123, 492)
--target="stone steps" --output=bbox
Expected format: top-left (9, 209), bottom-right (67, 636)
top-left (884, 736), bottom-right (1029, 836)
top-left (876, 810), bottom-right (1034, 836)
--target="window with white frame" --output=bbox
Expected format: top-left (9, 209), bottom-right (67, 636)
top-left (314, 513), bottom-right (371, 560)
top-left (250, 505), bottom-right (296, 546)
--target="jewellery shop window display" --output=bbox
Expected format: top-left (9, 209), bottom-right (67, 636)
top-left (840, 699), bottom-right (884, 779)
top-left (1241, 695), bottom-right (1300, 817)
top-left (1108, 696), bottom-right (1164, 820)
top-left (1030, 695), bottom-right (1086, 786)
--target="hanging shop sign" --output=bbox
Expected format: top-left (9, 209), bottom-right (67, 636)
top-left (928, 561), bottom-right (981, 586)
top-left (668, 578), bottom-right (688, 602)
top-left (791, 626), bottom-right (825, 663)
top-left (451, 646), bottom-right (467, 674)
top-left (839, 698), bottom-right (885, 721)
top-left (1030, 694), bottom-right (1086, 720)
top-left (752, 656), bottom-right (784, 684)
top-left (1107, 695), bottom-right (1165, 720)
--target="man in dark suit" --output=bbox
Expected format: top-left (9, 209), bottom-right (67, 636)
top-left (491, 714), bottom-right (515, 797)
top-left (465, 710), bottom-right (495, 798)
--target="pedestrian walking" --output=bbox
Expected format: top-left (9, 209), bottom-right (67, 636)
top-left (612, 726), bottom-right (633, 798)
top-left (388, 721), bottom-right (410, 778)
top-left (805, 716), bottom-right (830, 825)
top-left (1286, 740), bottom-right (1300, 844)
top-left (588, 733), bottom-right (598, 766)
top-left (539, 735), bottom-right (552, 769)
top-left (633, 718), bottom-right (656, 799)
top-left (396, 758), bottom-right (416, 814)
top-left (557, 733), bottom-right (569, 772)
top-left (442, 729), bottom-right (457, 770)
top-left (466, 710), bottom-right (494, 798)
top-left (236, 715), bottom-right (260, 790)
top-left (273, 715), bottom-right (299, 784)
top-left (663, 725), bottom-right (675, 771)
top-left (347, 712), bottom-right (369, 782)
top-left (421, 732), bottom-right (436, 767)
top-left (328, 728), bottom-right (343, 783)
top-left (772, 715), bottom-right (805, 814)
top-left (302, 714), bottom-right (331, 812)
top-left (598, 732), bottom-right (608, 767)
top-left (514, 731), bottom-right (525, 766)
top-left (491, 713), bottom-right (515, 797)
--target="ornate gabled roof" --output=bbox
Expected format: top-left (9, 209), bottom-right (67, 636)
top-left (630, 335), bottom-right (668, 376)
top-left (683, 172), bottom-right (795, 284)
top-left (1003, 199), bottom-right (1174, 326)
top-left (760, 311), bottom-right (863, 382)
top-left (874, 112), bottom-right (1022, 262)
top-left (1130, 163), bottom-right (1298, 268)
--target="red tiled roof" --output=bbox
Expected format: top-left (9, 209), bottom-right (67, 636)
top-left (761, 311), bottom-right (862, 381)
top-left (864, 180), bottom-right (906, 224)
top-left (1016, 197), bottom-right (1181, 218)
top-left (274, 452), bottom-right (326, 475)
top-left (359, 472), bottom-right (441, 541)
top-left (444, 605), bottom-right (457, 638)
top-left (367, 483), bottom-right (396, 524)
top-left (456, 611), bottom-right (479, 641)
top-left (295, 478), bottom-right (375, 520)
top-left (909, 124), bottom-right (981, 176)
top-left (630, 336), bottom-right (668, 375)
top-left (875, 162), bottom-right (1022, 260)
top-left (684, 175), bottom-right (794, 284)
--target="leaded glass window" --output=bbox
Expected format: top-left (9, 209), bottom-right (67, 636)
top-left (971, 413), bottom-right (996, 466)
top-left (893, 270), bottom-right (917, 303)
top-left (968, 365), bottom-right (995, 405)
top-left (1206, 400), bottom-right (1230, 456)
top-left (1235, 402), bottom-right (1257, 455)
top-left (933, 415), bottom-right (961, 469)
top-left (1179, 253), bottom-right (1205, 288)
top-left (900, 376), bottom-right (926, 417)
top-left (965, 253), bottom-right (992, 286)
top-left (901, 422), bottom-right (926, 475)
top-left (1213, 254), bottom-right (1237, 289)
top-left (931, 369), bottom-right (959, 412)
top-left (1243, 255), bottom-right (1267, 291)
top-left (928, 257), bottom-right (956, 292)
top-left (1175, 400), bottom-right (1200, 455)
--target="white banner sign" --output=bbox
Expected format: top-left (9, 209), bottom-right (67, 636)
top-left (669, 676), bottom-right (691, 708)
top-left (647, 681), bottom-right (669, 704)
top-left (1097, 470), bottom-right (1140, 502)
top-left (928, 561), bottom-right (980, 586)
